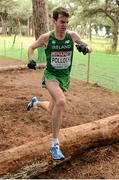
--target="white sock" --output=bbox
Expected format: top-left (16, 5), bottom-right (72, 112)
top-left (33, 97), bottom-right (39, 106)
top-left (34, 100), bottom-right (38, 106)
top-left (51, 138), bottom-right (59, 147)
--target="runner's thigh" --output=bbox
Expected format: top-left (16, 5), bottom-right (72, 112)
top-left (45, 80), bottom-right (65, 101)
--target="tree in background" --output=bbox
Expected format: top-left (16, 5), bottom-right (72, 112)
top-left (80, 0), bottom-right (119, 53)
top-left (53, 0), bottom-right (119, 53)
top-left (0, 0), bottom-right (33, 36)
top-left (48, 0), bottom-right (58, 30)
top-left (32, 0), bottom-right (49, 63)
top-left (32, 0), bottom-right (48, 39)
top-left (0, 0), bottom-right (18, 35)
top-left (0, 0), bottom-right (118, 54)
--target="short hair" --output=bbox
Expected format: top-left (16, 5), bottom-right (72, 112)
top-left (53, 7), bottom-right (69, 21)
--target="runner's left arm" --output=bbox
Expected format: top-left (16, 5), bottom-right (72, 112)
top-left (70, 31), bottom-right (92, 54)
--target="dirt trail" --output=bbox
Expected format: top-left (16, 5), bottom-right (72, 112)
top-left (0, 57), bottom-right (119, 179)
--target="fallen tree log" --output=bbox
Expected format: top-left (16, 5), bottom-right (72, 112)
top-left (0, 114), bottom-right (119, 178)
top-left (0, 64), bottom-right (46, 72)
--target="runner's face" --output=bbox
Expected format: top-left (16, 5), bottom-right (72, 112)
top-left (54, 14), bottom-right (69, 33)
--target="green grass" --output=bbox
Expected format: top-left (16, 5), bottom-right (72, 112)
top-left (84, 37), bottom-right (119, 54)
top-left (0, 35), bottom-right (36, 61)
top-left (71, 50), bottom-right (119, 92)
top-left (0, 35), bottom-right (119, 92)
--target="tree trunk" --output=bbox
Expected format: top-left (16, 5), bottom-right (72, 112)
top-left (80, 23), bottom-right (87, 39)
top-left (0, 15), bottom-right (4, 34)
top-left (32, 0), bottom-right (48, 39)
top-left (2, 20), bottom-right (7, 35)
top-left (0, 114), bottom-right (119, 179)
top-left (17, 19), bottom-right (21, 36)
top-left (32, 0), bottom-right (48, 63)
top-left (31, 18), bottom-right (34, 36)
top-left (12, 17), bottom-right (20, 48)
top-left (112, 21), bottom-right (118, 53)
top-left (27, 18), bottom-right (30, 36)
top-left (0, 64), bottom-right (46, 73)
top-left (12, 29), bottom-right (17, 48)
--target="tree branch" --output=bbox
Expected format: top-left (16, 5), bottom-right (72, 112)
top-left (88, 7), bottom-right (116, 23)
top-left (116, 0), bottom-right (119, 6)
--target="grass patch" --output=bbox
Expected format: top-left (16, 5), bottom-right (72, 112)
top-left (71, 50), bottom-right (119, 92)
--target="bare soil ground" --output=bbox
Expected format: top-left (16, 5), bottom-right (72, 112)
top-left (0, 56), bottom-right (119, 179)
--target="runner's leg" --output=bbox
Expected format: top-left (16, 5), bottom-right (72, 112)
top-left (37, 96), bottom-right (55, 114)
top-left (45, 80), bottom-right (66, 139)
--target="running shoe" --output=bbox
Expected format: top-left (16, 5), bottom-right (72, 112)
top-left (50, 145), bottom-right (65, 160)
top-left (27, 97), bottom-right (38, 111)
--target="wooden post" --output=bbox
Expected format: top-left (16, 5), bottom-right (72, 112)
top-left (87, 53), bottom-right (91, 83)
top-left (20, 42), bottom-right (23, 60)
top-left (0, 114), bottom-right (119, 178)
top-left (4, 40), bottom-right (6, 56)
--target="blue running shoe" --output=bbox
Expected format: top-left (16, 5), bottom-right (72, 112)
top-left (27, 97), bottom-right (38, 111)
top-left (50, 146), bottom-right (65, 160)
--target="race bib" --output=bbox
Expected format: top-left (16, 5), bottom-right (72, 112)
top-left (51, 51), bottom-right (72, 69)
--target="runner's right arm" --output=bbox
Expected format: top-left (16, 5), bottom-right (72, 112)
top-left (28, 32), bottom-right (49, 60)
top-left (27, 33), bottom-right (49, 70)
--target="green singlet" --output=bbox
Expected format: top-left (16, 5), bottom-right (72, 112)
top-left (42, 31), bottom-right (74, 91)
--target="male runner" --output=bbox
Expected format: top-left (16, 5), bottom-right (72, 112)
top-left (27, 7), bottom-right (92, 160)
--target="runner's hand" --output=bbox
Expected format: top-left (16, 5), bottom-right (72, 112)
top-left (76, 43), bottom-right (89, 55)
top-left (27, 59), bottom-right (36, 70)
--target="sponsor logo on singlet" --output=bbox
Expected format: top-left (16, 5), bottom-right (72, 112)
top-left (52, 40), bottom-right (56, 44)
top-left (65, 40), bottom-right (70, 44)
top-left (51, 51), bottom-right (72, 69)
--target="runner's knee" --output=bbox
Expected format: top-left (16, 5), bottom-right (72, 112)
top-left (56, 98), bottom-right (66, 108)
